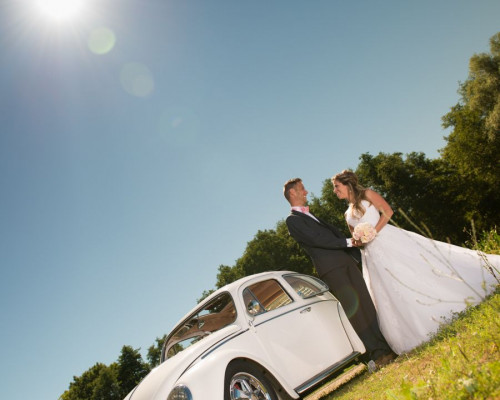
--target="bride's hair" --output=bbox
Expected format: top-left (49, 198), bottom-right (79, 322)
top-left (331, 170), bottom-right (368, 217)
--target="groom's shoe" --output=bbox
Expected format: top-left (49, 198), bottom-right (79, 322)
top-left (374, 352), bottom-right (397, 368)
top-left (367, 360), bottom-right (377, 373)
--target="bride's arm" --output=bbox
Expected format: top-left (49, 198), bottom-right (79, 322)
top-left (365, 189), bottom-right (393, 232)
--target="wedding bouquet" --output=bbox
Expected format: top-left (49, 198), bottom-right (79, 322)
top-left (353, 222), bottom-right (377, 244)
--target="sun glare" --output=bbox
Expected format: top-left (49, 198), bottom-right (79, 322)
top-left (36, 0), bottom-right (85, 21)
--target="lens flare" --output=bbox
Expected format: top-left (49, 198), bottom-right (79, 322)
top-left (120, 63), bottom-right (154, 97)
top-left (337, 286), bottom-right (360, 318)
top-left (88, 27), bottom-right (116, 55)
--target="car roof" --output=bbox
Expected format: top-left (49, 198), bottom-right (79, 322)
top-left (207, 270), bottom-right (294, 299)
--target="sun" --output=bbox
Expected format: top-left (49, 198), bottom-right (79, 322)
top-left (35, 0), bottom-right (85, 21)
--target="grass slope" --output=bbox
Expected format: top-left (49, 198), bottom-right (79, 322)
top-left (321, 289), bottom-right (500, 400)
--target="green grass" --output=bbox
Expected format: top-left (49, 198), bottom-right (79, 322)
top-left (321, 289), bottom-right (500, 400)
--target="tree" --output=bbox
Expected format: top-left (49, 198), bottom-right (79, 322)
top-left (147, 335), bottom-right (167, 368)
top-left (117, 346), bottom-right (150, 398)
top-left (59, 363), bottom-right (109, 400)
top-left (464, 32), bottom-right (500, 141)
top-left (91, 364), bottom-right (121, 400)
top-left (215, 264), bottom-right (245, 289)
top-left (441, 32), bottom-right (500, 232)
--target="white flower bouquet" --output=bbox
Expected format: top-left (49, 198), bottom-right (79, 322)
top-left (353, 222), bottom-right (377, 243)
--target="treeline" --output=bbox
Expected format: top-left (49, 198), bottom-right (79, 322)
top-left (60, 33), bottom-right (500, 400)
top-left (60, 346), bottom-right (152, 400)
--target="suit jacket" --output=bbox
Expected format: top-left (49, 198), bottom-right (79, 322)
top-left (286, 210), bottom-right (361, 277)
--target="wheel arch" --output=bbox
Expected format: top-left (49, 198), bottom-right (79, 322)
top-left (225, 357), bottom-right (298, 400)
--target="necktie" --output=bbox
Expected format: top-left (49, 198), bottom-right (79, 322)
top-left (299, 206), bottom-right (310, 213)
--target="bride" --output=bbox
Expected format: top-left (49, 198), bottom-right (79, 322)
top-left (331, 170), bottom-right (499, 354)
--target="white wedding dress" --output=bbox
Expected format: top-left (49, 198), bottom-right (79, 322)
top-left (346, 200), bottom-right (499, 354)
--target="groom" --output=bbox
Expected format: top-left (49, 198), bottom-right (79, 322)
top-left (283, 178), bottom-right (395, 367)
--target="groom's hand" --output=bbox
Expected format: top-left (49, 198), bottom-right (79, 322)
top-left (351, 239), bottom-right (363, 247)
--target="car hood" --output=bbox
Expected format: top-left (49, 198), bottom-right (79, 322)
top-left (126, 324), bottom-right (242, 400)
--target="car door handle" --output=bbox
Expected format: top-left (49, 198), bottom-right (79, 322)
top-left (300, 307), bottom-right (311, 314)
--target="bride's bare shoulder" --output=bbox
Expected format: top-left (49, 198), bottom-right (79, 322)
top-left (364, 189), bottom-right (394, 215)
top-left (364, 189), bottom-right (384, 202)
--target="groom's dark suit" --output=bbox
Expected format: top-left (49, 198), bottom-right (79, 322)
top-left (286, 210), bottom-right (392, 361)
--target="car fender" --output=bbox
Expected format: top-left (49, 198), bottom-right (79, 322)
top-left (170, 329), bottom-right (299, 399)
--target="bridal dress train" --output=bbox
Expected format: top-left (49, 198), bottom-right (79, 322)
top-left (346, 200), bottom-right (499, 355)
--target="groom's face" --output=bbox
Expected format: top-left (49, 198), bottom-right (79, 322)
top-left (291, 182), bottom-right (308, 206)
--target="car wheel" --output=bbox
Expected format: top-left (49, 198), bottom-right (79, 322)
top-left (225, 360), bottom-right (278, 400)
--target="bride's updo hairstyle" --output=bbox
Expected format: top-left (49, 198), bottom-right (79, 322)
top-left (331, 170), bottom-right (368, 217)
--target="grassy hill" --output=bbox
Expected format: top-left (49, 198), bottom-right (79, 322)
top-left (316, 288), bottom-right (500, 400)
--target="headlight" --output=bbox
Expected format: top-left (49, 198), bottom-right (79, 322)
top-left (167, 385), bottom-right (192, 400)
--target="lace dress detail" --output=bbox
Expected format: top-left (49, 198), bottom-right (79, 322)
top-left (346, 200), bottom-right (499, 354)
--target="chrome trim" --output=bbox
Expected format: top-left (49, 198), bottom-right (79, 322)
top-left (229, 372), bottom-right (274, 399)
top-left (253, 298), bottom-right (337, 328)
top-left (200, 329), bottom-right (249, 360)
top-left (294, 352), bottom-right (361, 394)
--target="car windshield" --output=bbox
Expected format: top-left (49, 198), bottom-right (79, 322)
top-left (163, 292), bottom-right (237, 360)
top-left (283, 274), bottom-right (329, 298)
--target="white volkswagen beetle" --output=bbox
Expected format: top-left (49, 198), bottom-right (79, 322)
top-left (124, 271), bottom-right (365, 400)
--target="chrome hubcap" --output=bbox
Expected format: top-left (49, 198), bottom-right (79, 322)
top-left (229, 372), bottom-right (272, 400)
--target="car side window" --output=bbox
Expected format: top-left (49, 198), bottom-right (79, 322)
top-left (243, 279), bottom-right (293, 316)
top-left (163, 292), bottom-right (237, 360)
top-left (283, 274), bottom-right (329, 298)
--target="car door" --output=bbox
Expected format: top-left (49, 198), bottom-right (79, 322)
top-left (242, 277), bottom-right (355, 389)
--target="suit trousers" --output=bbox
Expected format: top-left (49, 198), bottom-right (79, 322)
top-left (318, 258), bottom-right (392, 360)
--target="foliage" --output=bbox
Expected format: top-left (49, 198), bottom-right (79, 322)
top-left (440, 32), bottom-right (500, 233)
top-left (60, 347), bottom-right (149, 400)
top-left (117, 346), bottom-right (150, 397)
top-left (60, 363), bottom-right (112, 400)
top-left (215, 264), bottom-right (245, 289)
top-left (147, 335), bottom-right (167, 368)
top-left (476, 228), bottom-right (500, 255)
top-left (91, 364), bottom-right (121, 400)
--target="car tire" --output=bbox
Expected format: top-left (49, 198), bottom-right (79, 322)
top-left (224, 360), bottom-right (278, 400)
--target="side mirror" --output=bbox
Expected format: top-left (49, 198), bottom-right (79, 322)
top-left (247, 300), bottom-right (262, 316)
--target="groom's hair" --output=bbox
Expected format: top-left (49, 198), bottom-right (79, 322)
top-left (283, 178), bottom-right (302, 202)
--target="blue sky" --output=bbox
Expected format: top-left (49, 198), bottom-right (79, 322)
top-left (1, 1), bottom-right (499, 399)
